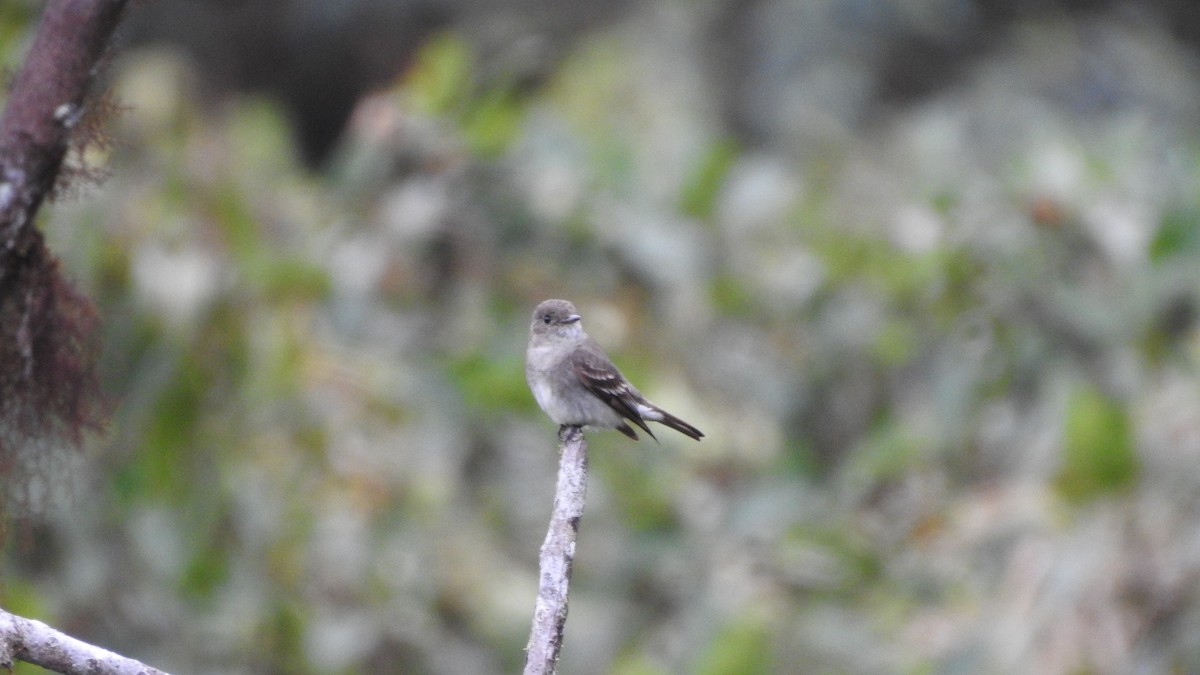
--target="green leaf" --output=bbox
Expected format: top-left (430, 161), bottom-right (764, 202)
top-left (462, 87), bottom-right (524, 157)
top-left (180, 530), bottom-right (231, 602)
top-left (1150, 208), bottom-right (1200, 263)
top-left (595, 455), bottom-right (676, 533)
top-left (680, 138), bottom-right (740, 219)
top-left (448, 353), bottom-right (530, 412)
top-left (127, 351), bottom-right (208, 502)
top-left (406, 32), bottom-right (473, 115)
top-left (871, 319), bottom-right (918, 367)
top-left (1055, 385), bottom-right (1138, 502)
top-left (694, 615), bottom-right (772, 675)
top-left (709, 274), bottom-right (755, 317)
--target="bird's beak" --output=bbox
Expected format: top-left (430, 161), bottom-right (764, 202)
top-left (565, 314), bottom-right (581, 324)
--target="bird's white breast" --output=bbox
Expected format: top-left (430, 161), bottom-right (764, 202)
top-left (526, 341), bottom-right (564, 420)
top-left (529, 371), bottom-right (555, 414)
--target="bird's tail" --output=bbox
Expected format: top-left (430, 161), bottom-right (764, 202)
top-left (654, 408), bottom-right (704, 441)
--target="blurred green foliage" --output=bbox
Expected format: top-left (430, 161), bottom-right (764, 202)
top-left (1056, 384), bottom-right (1138, 503)
top-left (681, 140), bottom-right (740, 220)
top-left (407, 33), bottom-right (525, 156)
top-left (0, 3), bottom-right (36, 65)
top-left (1150, 207), bottom-right (1200, 263)
top-left (448, 353), bottom-right (530, 412)
top-left (407, 33), bottom-right (474, 115)
top-left (708, 273), bottom-right (755, 318)
top-left (693, 615), bottom-right (771, 675)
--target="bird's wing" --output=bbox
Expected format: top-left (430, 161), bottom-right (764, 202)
top-left (571, 341), bottom-right (657, 441)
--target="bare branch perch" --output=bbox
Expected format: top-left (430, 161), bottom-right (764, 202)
top-left (0, 607), bottom-right (168, 674)
top-left (524, 425), bottom-right (589, 675)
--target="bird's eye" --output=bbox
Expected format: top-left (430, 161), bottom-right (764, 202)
top-left (542, 314), bottom-right (552, 324)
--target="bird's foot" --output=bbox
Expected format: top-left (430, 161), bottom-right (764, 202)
top-left (558, 424), bottom-right (582, 443)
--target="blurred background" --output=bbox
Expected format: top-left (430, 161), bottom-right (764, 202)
top-left (4, 0), bottom-right (1200, 672)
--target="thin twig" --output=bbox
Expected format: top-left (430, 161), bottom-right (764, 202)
top-left (524, 425), bottom-right (589, 675)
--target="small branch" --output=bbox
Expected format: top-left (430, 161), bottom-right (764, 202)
top-left (523, 425), bottom-right (589, 675)
top-left (0, 0), bottom-right (129, 247)
top-left (0, 607), bottom-right (168, 674)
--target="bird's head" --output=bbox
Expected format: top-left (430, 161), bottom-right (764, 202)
top-left (530, 299), bottom-right (584, 340)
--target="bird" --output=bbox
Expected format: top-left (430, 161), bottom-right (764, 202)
top-left (525, 299), bottom-right (703, 441)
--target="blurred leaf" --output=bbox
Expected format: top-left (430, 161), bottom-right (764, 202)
top-left (547, 38), bottom-right (639, 191)
top-left (1150, 208), bottom-right (1200, 263)
top-left (548, 37), bottom-right (627, 135)
top-left (180, 527), bottom-right (231, 602)
top-left (228, 98), bottom-right (296, 172)
top-left (0, 4), bottom-right (37, 61)
top-left (681, 138), bottom-right (739, 219)
top-left (871, 318), bottom-right (917, 367)
top-left (114, 299), bottom-right (249, 507)
top-left (935, 248), bottom-right (985, 319)
top-left (785, 524), bottom-right (883, 593)
top-left (209, 178), bottom-right (330, 302)
top-left (812, 230), bottom-right (933, 304)
top-left (595, 453), bottom-right (676, 533)
top-left (257, 258), bottom-right (330, 303)
top-left (448, 353), bottom-right (530, 412)
top-left (779, 438), bottom-right (820, 478)
top-left (462, 86), bottom-right (524, 157)
top-left (591, 135), bottom-right (638, 193)
top-left (403, 30), bottom-right (526, 155)
top-left (116, 351), bottom-right (208, 504)
top-left (808, 217), bottom-right (983, 326)
top-left (1055, 384), bottom-right (1138, 503)
top-left (407, 32), bottom-right (473, 115)
top-left (694, 615), bottom-right (772, 675)
top-left (851, 422), bottom-right (923, 486)
top-left (709, 273), bottom-right (755, 317)
top-left (929, 189), bottom-right (958, 215)
top-left (610, 654), bottom-right (670, 675)
top-left (0, 577), bottom-right (45, 619)
top-left (257, 600), bottom-right (312, 675)
top-left (212, 180), bottom-right (266, 270)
